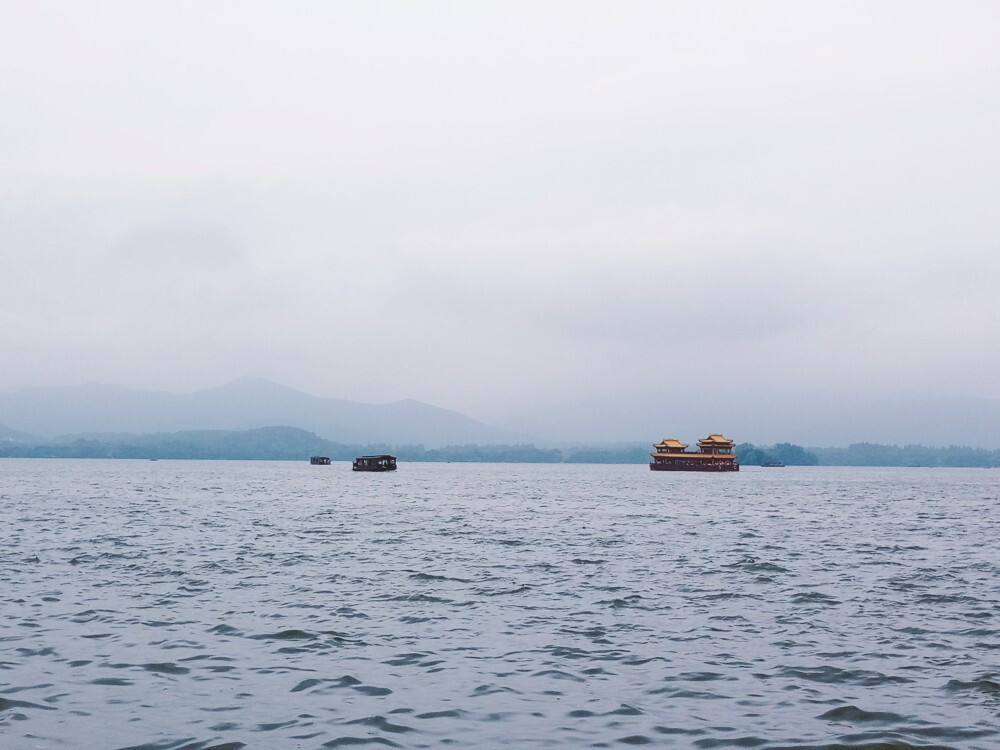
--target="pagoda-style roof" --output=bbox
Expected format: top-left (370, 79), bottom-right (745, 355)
top-left (654, 438), bottom-right (688, 450)
top-left (698, 433), bottom-right (735, 447)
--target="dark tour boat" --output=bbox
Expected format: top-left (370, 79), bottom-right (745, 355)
top-left (649, 434), bottom-right (740, 472)
top-left (353, 455), bottom-right (397, 472)
top-left (310, 456), bottom-right (331, 465)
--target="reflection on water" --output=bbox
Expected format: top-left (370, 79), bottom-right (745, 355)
top-left (2, 460), bottom-right (999, 749)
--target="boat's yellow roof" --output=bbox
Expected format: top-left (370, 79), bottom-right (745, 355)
top-left (654, 438), bottom-right (688, 449)
top-left (698, 434), bottom-right (734, 444)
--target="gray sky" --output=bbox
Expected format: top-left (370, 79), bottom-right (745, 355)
top-left (2, 2), bottom-right (999, 443)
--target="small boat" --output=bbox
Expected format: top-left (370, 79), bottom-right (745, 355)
top-left (761, 461), bottom-right (785, 467)
top-left (353, 454), bottom-right (397, 472)
top-left (310, 456), bottom-right (332, 465)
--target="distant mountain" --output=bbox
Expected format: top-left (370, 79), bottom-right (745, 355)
top-left (6, 379), bottom-right (997, 450)
top-left (0, 378), bottom-right (521, 448)
top-left (0, 422), bottom-right (37, 443)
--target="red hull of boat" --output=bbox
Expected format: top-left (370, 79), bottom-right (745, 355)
top-left (649, 461), bottom-right (739, 472)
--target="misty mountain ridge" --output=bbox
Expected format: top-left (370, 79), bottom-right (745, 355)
top-left (0, 423), bottom-right (37, 443)
top-left (3, 377), bottom-right (1000, 450)
top-left (0, 378), bottom-right (523, 448)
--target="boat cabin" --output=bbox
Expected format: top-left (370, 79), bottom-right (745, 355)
top-left (696, 434), bottom-right (736, 455)
top-left (653, 439), bottom-right (688, 454)
top-left (352, 454), bottom-right (397, 472)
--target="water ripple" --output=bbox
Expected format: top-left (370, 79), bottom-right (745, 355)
top-left (2, 460), bottom-right (999, 748)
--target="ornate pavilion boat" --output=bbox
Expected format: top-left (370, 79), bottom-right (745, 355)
top-left (649, 434), bottom-right (740, 472)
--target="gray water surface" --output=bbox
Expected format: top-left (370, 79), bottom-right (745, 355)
top-left (2, 460), bottom-right (999, 749)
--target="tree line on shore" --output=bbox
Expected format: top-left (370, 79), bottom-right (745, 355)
top-left (2, 426), bottom-right (1000, 466)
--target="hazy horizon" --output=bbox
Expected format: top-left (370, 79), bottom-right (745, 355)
top-left (3, 2), bottom-right (999, 445)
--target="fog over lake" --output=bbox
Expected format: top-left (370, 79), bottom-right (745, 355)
top-left (2, 2), bottom-right (999, 445)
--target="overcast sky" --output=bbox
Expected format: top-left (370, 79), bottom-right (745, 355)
top-left (2, 2), bottom-right (999, 442)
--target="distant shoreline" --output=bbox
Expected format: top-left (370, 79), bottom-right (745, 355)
top-left (2, 427), bottom-right (999, 468)
top-left (2, 456), bottom-right (997, 469)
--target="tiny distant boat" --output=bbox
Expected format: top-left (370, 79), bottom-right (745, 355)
top-left (761, 461), bottom-right (785, 467)
top-left (353, 454), bottom-right (397, 472)
top-left (310, 456), bottom-right (332, 465)
top-left (649, 434), bottom-right (740, 472)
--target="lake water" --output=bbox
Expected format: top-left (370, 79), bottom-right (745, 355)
top-left (2, 460), bottom-right (999, 749)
